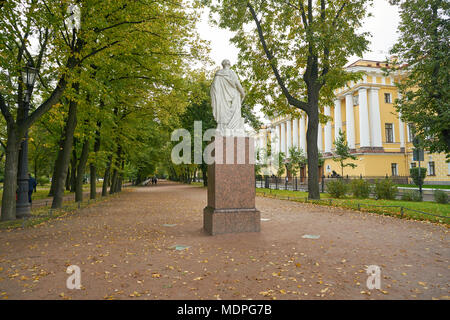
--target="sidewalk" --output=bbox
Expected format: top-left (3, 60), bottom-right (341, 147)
top-left (0, 181), bottom-right (448, 300)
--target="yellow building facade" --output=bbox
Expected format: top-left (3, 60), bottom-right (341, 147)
top-left (254, 60), bottom-right (450, 185)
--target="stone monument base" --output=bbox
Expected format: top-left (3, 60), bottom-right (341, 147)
top-left (203, 207), bottom-right (260, 235)
top-left (203, 136), bottom-right (260, 236)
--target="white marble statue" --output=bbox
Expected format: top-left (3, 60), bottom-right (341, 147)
top-left (210, 59), bottom-right (246, 136)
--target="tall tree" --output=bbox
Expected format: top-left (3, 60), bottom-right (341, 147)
top-left (389, 0), bottom-right (449, 158)
top-left (332, 129), bottom-right (357, 177)
top-left (204, 0), bottom-right (372, 199)
top-left (288, 146), bottom-right (307, 178)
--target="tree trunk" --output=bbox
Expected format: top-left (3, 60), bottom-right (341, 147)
top-left (102, 155), bottom-right (112, 196)
top-left (70, 142), bottom-right (77, 192)
top-left (70, 152), bottom-right (78, 192)
top-left (201, 164), bottom-right (208, 187)
top-left (89, 164), bottom-right (97, 199)
top-left (49, 138), bottom-right (65, 197)
top-left (1, 127), bottom-right (20, 221)
top-left (89, 123), bottom-right (101, 200)
top-left (306, 102), bottom-right (320, 200)
top-left (109, 146), bottom-right (121, 194)
top-left (117, 160), bottom-right (124, 192)
top-left (110, 167), bottom-right (118, 194)
top-left (75, 138), bottom-right (90, 202)
top-left (52, 83), bottom-right (79, 209)
top-left (65, 167), bottom-right (71, 191)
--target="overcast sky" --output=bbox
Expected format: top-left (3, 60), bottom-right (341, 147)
top-left (197, 0), bottom-right (400, 68)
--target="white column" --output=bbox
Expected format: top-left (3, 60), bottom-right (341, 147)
top-left (368, 87), bottom-right (383, 147)
top-left (358, 88), bottom-right (371, 148)
top-left (286, 119), bottom-right (292, 156)
top-left (292, 118), bottom-right (299, 150)
top-left (317, 124), bottom-right (323, 152)
top-left (324, 106), bottom-right (332, 153)
top-left (345, 93), bottom-right (355, 149)
top-left (274, 125), bottom-right (280, 154)
top-left (334, 99), bottom-right (342, 140)
top-left (299, 115), bottom-right (306, 152)
top-left (262, 131), bottom-right (267, 151)
top-left (280, 121), bottom-right (286, 154)
top-left (398, 92), bottom-right (405, 149)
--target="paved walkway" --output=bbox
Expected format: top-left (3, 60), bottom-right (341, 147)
top-left (0, 181), bottom-right (448, 300)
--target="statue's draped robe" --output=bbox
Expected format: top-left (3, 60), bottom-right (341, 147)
top-left (210, 68), bottom-right (245, 135)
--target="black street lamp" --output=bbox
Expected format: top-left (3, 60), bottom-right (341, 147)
top-left (16, 61), bottom-right (37, 219)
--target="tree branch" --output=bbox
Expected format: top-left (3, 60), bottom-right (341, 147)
top-left (298, 0), bottom-right (308, 27)
top-left (0, 93), bottom-right (14, 125)
top-left (247, 3), bottom-right (308, 111)
top-left (333, 2), bottom-right (347, 27)
top-left (80, 41), bottom-right (120, 63)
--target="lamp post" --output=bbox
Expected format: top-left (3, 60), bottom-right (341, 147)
top-left (16, 61), bottom-right (37, 219)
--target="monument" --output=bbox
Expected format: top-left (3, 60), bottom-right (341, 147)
top-left (203, 60), bottom-right (260, 235)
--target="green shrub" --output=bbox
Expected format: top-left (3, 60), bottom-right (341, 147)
top-left (401, 190), bottom-right (422, 202)
top-left (374, 179), bottom-right (398, 200)
top-left (434, 190), bottom-right (448, 204)
top-left (410, 167), bottom-right (427, 187)
top-left (37, 176), bottom-right (50, 186)
top-left (327, 179), bottom-right (348, 198)
top-left (350, 179), bottom-right (372, 199)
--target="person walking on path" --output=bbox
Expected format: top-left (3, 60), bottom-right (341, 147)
top-left (28, 174), bottom-right (37, 204)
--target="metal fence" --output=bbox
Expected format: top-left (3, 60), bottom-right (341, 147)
top-left (257, 175), bottom-right (421, 191)
top-left (255, 175), bottom-right (449, 201)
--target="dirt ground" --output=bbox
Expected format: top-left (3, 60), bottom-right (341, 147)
top-left (0, 181), bottom-right (448, 300)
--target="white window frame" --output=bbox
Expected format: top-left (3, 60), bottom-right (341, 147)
top-left (385, 123), bottom-right (394, 143)
top-left (384, 93), bottom-right (392, 104)
top-left (391, 163), bottom-right (398, 176)
top-left (428, 162), bottom-right (436, 176)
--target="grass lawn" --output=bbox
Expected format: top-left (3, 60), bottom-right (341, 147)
top-left (0, 187), bottom-right (121, 230)
top-left (396, 184), bottom-right (450, 190)
top-left (0, 183), bottom-right (103, 205)
top-left (256, 188), bottom-right (449, 224)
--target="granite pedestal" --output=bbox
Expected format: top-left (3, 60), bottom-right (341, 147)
top-left (203, 136), bottom-right (260, 235)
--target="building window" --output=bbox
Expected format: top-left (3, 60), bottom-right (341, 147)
top-left (353, 95), bottom-right (359, 106)
top-left (410, 162), bottom-right (416, 168)
top-left (384, 93), bottom-right (392, 103)
top-left (385, 123), bottom-right (394, 143)
top-left (391, 163), bottom-right (398, 176)
top-left (428, 162), bottom-right (435, 176)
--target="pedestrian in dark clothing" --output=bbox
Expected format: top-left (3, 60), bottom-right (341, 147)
top-left (28, 174), bottom-right (37, 204)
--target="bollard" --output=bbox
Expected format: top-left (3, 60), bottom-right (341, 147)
top-left (357, 203), bottom-right (361, 211)
top-left (400, 207), bottom-right (404, 218)
top-left (78, 202), bottom-right (81, 209)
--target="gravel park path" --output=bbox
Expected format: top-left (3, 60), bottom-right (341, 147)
top-left (0, 181), bottom-right (448, 300)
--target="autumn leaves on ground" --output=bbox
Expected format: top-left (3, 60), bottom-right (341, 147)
top-left (0, 181), bottom-right (448, 300)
